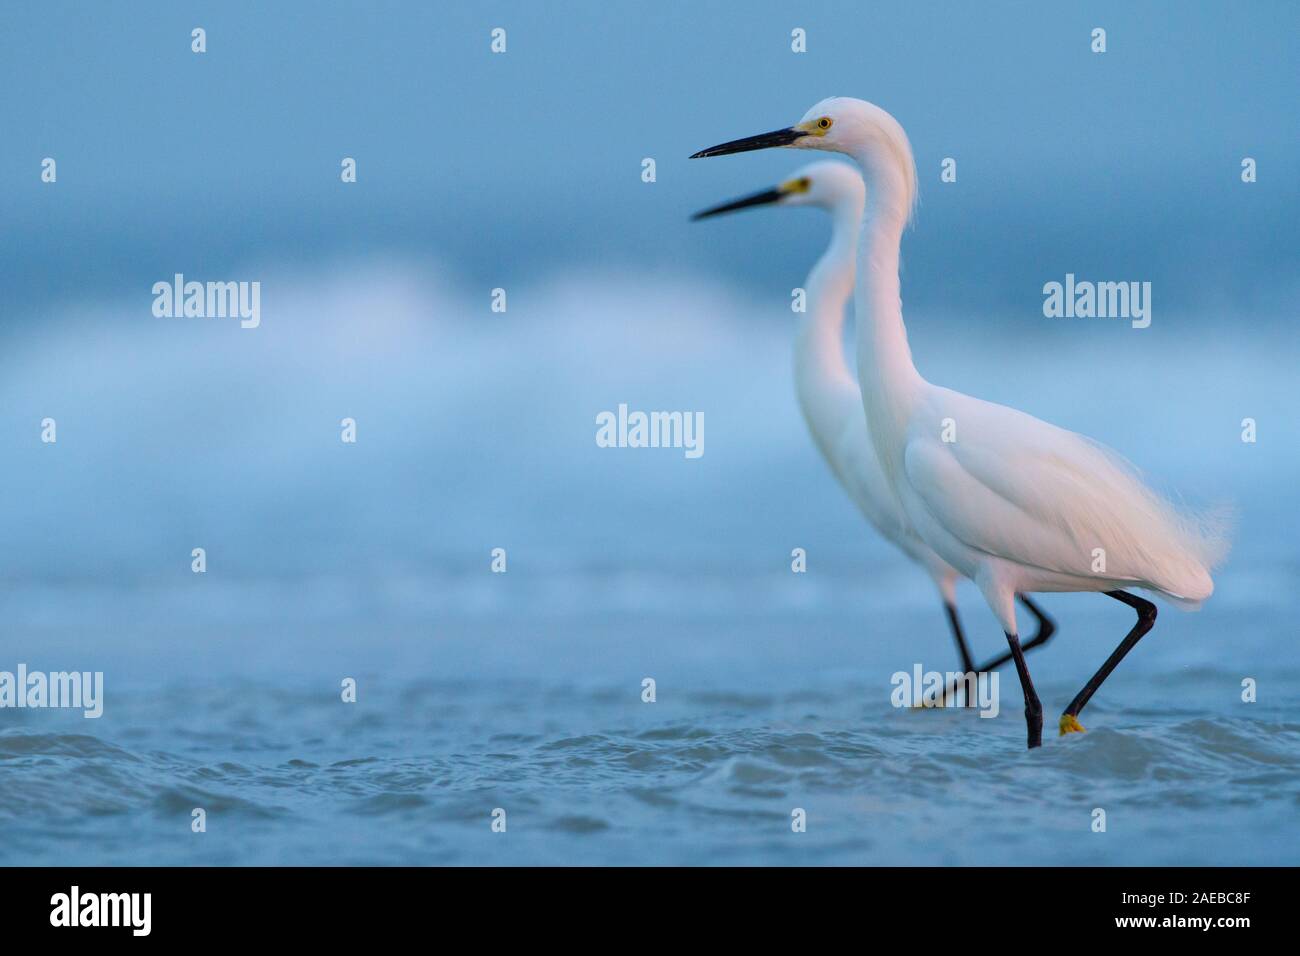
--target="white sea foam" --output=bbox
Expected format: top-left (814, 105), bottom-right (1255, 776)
top-left (0, 259), bottom-right (1288, 586)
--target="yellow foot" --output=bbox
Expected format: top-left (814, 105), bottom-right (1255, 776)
top-left (1059, 714), bottom-right (1086, 736)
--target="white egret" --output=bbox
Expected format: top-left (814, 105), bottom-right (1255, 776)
top-left (692, 99), bottom-right (1229, 748)
top-left (691, 161), bottom-right (1055, 688)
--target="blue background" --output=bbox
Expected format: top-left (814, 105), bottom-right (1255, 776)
top-left (0, 1), bottom-right (1296, 866)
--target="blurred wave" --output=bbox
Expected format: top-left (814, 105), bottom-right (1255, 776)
top-left (2, 259), bottom-right (1292, 585)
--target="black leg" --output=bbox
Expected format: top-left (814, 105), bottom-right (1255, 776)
top-left (939, 594), bottom-right (1057, 704)
top-left (930, 606), bottom-right (977, 712)
top-left (1018, 594), bottom-right (1057, 649)
top-left (969, 595), bottom-right (1057, 672)
top-left (1060, 590), bottom-right (1156, 735)
top-left (1006, 631), bottom-right (1043, 749)
top-left (943, 600), bottom-right (977, 673)
top-left (941, 606), bottom-right (977, 712)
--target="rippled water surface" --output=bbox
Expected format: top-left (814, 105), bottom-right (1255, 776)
top-left (3, 578), bottom-right (1296, 866)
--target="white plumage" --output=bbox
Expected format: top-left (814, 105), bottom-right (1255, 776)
top-left (693, 159), bottom-right (1055, 676)
top-left (900, 389), bottom-right (1229, 608)
top-left (691, 96), bottom-right (1230, 746)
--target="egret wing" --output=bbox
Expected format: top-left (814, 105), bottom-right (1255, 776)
top-left (902, 388), bottom-right (1222, 598)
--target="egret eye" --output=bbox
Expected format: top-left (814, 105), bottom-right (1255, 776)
top-left (817, 117), bottom-right (833, 130)
top-left (796, 177), bottom-right (812, 191)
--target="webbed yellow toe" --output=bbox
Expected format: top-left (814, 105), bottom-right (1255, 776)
top-left (1059, 714), bottom-right (1086, 736)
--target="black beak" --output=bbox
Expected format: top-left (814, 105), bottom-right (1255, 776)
top-left (690, 127), bottom-right (808, 159)
top-left (691, 187), bottom-right (784, 221)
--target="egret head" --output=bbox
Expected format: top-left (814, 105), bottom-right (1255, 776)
top-left (690, 97), bottom-right (895, 156)
top-left (691, 160), bottom-right (864, 222)
top-left (691, 97), bottom-right (915, 213)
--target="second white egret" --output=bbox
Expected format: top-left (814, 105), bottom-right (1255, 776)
top-left (691, 160), bottom-right (1055, 689)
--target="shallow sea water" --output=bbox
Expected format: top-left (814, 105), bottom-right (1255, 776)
top-left (2, 572), bottom-right (1296, 866)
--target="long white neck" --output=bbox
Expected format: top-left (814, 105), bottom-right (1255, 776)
top-left (851, 150), bottom-right (924, 483)
top-left (794, 200), bottom-right (862, 458)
